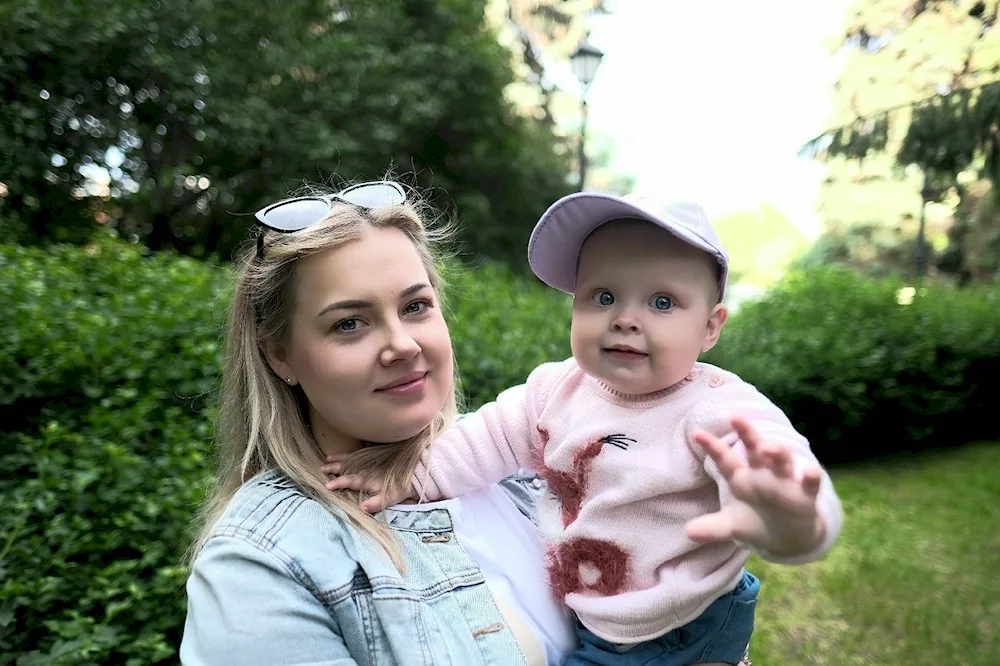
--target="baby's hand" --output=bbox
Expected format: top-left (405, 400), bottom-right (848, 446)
top-left (684, 416), bottom-right (826, 559)
top-left (321, 454), bottom-right (414, 513)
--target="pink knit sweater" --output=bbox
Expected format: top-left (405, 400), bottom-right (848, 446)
top-left (412, 358), bottom-right (843, 643)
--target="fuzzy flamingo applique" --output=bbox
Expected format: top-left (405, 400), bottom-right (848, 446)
top-left (533, 428), bottom-right (636, 599)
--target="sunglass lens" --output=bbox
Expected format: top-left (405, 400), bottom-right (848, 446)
top-left (261, 198), bottom-right (330, 231)
top-left (340, 182), bottom-right (405, 208)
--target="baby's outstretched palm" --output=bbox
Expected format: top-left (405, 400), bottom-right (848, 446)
top-left (685, 416), bottom-right (824, 558)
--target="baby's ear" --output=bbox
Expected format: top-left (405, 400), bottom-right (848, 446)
top-left (701, 303), bottom-right (728, 353)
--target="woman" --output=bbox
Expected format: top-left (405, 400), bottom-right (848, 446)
top-left (180, 180), bottom-right (575, 665)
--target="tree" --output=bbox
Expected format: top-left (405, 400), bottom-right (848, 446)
top-left (487, 0), bottom-right (609, 123)
top-left (0, 0), bottom-right (576, 266)
top-left (713, 205), bottom-right (810, 288)
top-left (801, 0), bottom-right (1000, 281)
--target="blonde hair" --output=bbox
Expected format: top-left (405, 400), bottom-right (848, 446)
top-left (190, 185), bottom-right (457, 570)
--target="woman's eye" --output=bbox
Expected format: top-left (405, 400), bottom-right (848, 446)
top-left (403, 299), bottom-right (431, 315)
top-left (651, 295), bottom-right (674, 311)
top-left (334, 318), bottom-right (362, 333)
top-left (593, 290), bottom-right (614, 306)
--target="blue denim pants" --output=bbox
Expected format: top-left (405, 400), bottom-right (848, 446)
top-left (565, 571), bottom-right (759, 666)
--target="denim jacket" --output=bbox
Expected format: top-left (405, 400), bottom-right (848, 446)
top-left (180, 468), bottom-right (549, 665)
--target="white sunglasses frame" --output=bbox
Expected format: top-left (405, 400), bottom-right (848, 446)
top-left (253, 180), bottom-right (406, 259)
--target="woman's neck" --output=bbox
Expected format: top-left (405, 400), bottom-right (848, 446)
top-left (308, 406), bottom-right (365, 458)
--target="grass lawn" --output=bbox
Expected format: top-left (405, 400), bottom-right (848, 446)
top-left (749, 441), bottom-right (1000, 665)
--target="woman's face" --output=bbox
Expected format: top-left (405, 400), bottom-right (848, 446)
top-left (267, 226), bottom-right (453, 453)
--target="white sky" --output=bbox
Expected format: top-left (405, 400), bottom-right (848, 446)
top-left (562, 0), bottom-right (851, 237)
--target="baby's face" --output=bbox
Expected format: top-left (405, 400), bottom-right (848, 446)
top-left (570, 219), bottom-right (726, 395)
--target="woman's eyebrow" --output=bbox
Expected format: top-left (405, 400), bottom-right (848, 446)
top-left (399, 282), bottom-right (431, 299)
top-left (316, 282), bottom-right (431, 318)
top-left (317, 298), bottom-right (372, 317)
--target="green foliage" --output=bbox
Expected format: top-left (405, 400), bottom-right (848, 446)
top-left (705, 265), bottom-right (1000, 462)
top-left (802, 0), bottom-right (1000, 282)
top-left (750, 442), bottom-right (1000, 665)
top-left (713, 204), bottom-right (810, 288)
top-left (0, 0), bottom-right (574, 266)
top-left (807, 0), bottom-right (999, 173)
top-left (0, 234), bottom-right (228, 664)
top-left (444, 261), bottom-right (572, 408)
top-left (0, 235), bottom-right (570, 663)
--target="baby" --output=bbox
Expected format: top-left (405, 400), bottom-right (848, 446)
top-left (327, 191), bottom-right (843, 666)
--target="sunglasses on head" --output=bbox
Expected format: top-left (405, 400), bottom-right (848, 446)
top-left (253, 180), bottom-right (407, 259)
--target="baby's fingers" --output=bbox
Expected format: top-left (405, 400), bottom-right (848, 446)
top-left (325, 475), bottom-right (395, 514)
top-left (757, 441), bottom-right (795, 479)
top-left (320, 461), bottom-right (343, 476)
top-left (359, 494), bottom-right (393, 514)
top-left (321, 453), bottom-right (352, 478)
top-left (801, 465), bottom-right (823, 499)
top-left (684, 510), bottom-right (737, 544)
top-left (325, 474), bottom-right (380, 493)
top-left (692, 429), bottom-right (745, 479)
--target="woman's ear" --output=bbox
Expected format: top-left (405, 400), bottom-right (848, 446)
top-left (264, 339), bottom-right (296, 385)
top-left (701, 302), bottom-right (728, 353)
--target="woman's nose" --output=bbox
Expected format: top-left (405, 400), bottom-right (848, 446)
top-left (380, 323), bottom-right (421, 365)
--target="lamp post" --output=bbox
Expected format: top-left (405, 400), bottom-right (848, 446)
top-left (916, 179), bottom-right (932, 277)
top-left (570, 39), bottom-right (604, 192)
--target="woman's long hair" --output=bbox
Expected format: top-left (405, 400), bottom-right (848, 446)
top-left (190, 186), bottom-right (458, 570)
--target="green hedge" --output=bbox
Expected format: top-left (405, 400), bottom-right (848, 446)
top-left (444, 261), bottom-right (571, 409)
top-left (704, 266), bottom-right (1000, 462)
top-left (0, 237), bottom-right (227, 665)
top-left (2, 237), bottom-right (997, 663)
top-left (0, 235), bottom-right (570, 664)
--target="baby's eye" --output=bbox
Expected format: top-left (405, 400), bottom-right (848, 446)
top-left (651, 295), bottom-right (674, 311)
top-left (593, 290), bottom-right (614, 306)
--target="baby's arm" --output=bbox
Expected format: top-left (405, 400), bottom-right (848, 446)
top-left (324, 361), bottom-right (564, 509)
top-left (411, 381), bottom-right (541, 502)
top-left (685, 379), bottom-right (843, 563)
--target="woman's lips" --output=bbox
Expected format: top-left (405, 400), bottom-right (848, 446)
top-left (376, 371), bottom-right (428, 395)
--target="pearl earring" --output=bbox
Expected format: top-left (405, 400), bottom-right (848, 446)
top-left (285, 377), bottom-right (293, 384)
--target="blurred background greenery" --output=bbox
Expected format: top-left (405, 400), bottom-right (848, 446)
top-left (1, 0), bottom-right (999, 664)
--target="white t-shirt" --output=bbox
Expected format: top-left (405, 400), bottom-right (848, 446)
top-left (392, 483), bottom-right (575, 665)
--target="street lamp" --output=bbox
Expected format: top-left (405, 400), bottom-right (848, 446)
top-left (916, 179), bottom-right (932, 277)
top-left (570, 39), bottom-right (604, 192)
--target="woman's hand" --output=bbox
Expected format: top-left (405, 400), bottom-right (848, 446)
top-left (321, 455), bottom-right (414, 513)
top-left (684, 416), bottom-right (826, 559)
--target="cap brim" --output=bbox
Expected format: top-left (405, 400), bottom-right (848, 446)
top-left (527, 192), bottom-right (724, 294)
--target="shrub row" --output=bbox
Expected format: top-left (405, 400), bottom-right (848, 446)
top-left (705, 265), bottom-right (1000, 462)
